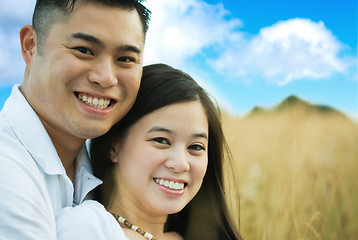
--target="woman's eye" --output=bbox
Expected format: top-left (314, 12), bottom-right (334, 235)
top-left (188, 144), bottom-right (205, 152)
top-left (152, 137), bottom-right (170, 145)
top-left (75, 47), bottom-right (93, 55)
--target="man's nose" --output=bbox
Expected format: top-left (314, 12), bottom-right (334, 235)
top-left (88, 58), bottom-right (118, 88)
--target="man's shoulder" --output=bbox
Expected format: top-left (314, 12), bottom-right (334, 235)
top-left (0, 118), bottom-right (42, 175)
top-left (0, 115), bottom-right (22, 154)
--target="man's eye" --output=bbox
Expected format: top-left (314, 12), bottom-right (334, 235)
top-left (75, 47), bottom-right (93, 55)
top-left (118, 56), bottom-right (135, 63)
top-left (152, 137), bottom-right (170, 145)
top-left (188, 144), bottom-right (205, 151)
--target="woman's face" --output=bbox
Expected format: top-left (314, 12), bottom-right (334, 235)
top-left (111, 101), bottom-right (208, 215)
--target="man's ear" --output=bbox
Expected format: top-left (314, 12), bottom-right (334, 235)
top-left (20, 25), bottom-right (38, 67)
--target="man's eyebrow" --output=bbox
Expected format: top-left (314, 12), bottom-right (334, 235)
top-left (117, 44), bottom-right (141, 54)
top-left (71, 32), bottom-right (104, 47)
top-left (71, 32), bottom-right (141, 54)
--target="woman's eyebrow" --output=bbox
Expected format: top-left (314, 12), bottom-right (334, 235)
top-left (148, 126), bottom-right (172, 134)
top-left (193, 133), bottom-right (208, 140)
top-left (149, 126), bottom-right (208, 140)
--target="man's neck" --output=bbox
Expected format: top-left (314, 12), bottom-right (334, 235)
top-left (44, 125), bottom-right (84, 182)
top-left (56, 144), bottom-right (80, 182)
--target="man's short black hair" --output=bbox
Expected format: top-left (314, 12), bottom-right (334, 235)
top-left (32, 0), bottom-right (150, 49)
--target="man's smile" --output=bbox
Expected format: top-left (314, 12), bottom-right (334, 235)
top-left (76, 92), bottom-right (114, 109)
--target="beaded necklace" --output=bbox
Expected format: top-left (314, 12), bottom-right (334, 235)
top-left (112, 213), bottom-right (158, 240)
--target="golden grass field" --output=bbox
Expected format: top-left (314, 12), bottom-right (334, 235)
top-left (222, 104), bottom-right (358, 240)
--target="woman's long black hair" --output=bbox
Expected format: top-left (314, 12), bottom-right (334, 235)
top-left (91, 64), bottom-right (242, 240)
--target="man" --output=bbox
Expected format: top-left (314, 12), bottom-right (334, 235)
top-left (0, 0), bottom-right (150, 238)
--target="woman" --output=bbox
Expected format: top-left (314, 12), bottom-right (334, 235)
top-left (90, 63), bottom-right (242, 240)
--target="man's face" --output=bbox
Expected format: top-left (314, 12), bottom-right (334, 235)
top-left (21, 2), bottom-right (144, 143)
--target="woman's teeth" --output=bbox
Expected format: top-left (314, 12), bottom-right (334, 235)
top-left (78, 94), bottom-right (111, 109)
top-left (154, 178), bottom-right (185, 190)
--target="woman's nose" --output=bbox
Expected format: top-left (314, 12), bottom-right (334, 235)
top-left (164, 149), bottom-right (190, 173)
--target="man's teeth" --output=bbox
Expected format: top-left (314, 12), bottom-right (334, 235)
top-left (155, 178), bottom-right (185, 190)
top-left (78, 94), bottom-right (111, 109)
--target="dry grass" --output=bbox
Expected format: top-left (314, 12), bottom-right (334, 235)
top-left (222, 109), bottom-right (358, 240)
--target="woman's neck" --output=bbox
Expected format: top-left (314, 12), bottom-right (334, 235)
top-left (108, 195), bottom-right (168, 238)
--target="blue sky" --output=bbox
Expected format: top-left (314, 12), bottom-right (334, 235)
top-left (0, 0), bottom-right (357, 119)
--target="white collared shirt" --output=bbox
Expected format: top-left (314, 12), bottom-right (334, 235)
top-left (0, 85), bottom-right (102, 239)
top-left (56, 200), bottom-right (129, 240)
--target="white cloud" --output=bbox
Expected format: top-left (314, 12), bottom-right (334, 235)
top-left (143, 0), bottom-right (242, 68)
top-left (143, 1), bottom-right (355, 86)
top-left (211, 18), bottom-right (353, 85)
top-left (0, 0), bottom-right (35, 21)
top-left (191, 73), bottom-right (236, 114)
top-left (0, 30), bottom-right (25, 85)
top-left (0, 0), bottom-right (34, 85)
top-left (142, 0), bottom-right (243, 111)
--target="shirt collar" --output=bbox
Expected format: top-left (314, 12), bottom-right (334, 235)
top-left (74, 144), bottom-right (103, 204)
top-left (2, 85), bottom-right (65, 175)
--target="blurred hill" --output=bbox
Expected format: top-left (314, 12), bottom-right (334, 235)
top-left (248, 95), bottom-right (347, 119)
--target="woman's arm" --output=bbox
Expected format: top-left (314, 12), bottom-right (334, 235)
top-left (56, 200), bottom-right (129, 240)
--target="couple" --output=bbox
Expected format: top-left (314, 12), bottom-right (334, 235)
top-left (0, 0), bottom-right (242, 239)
